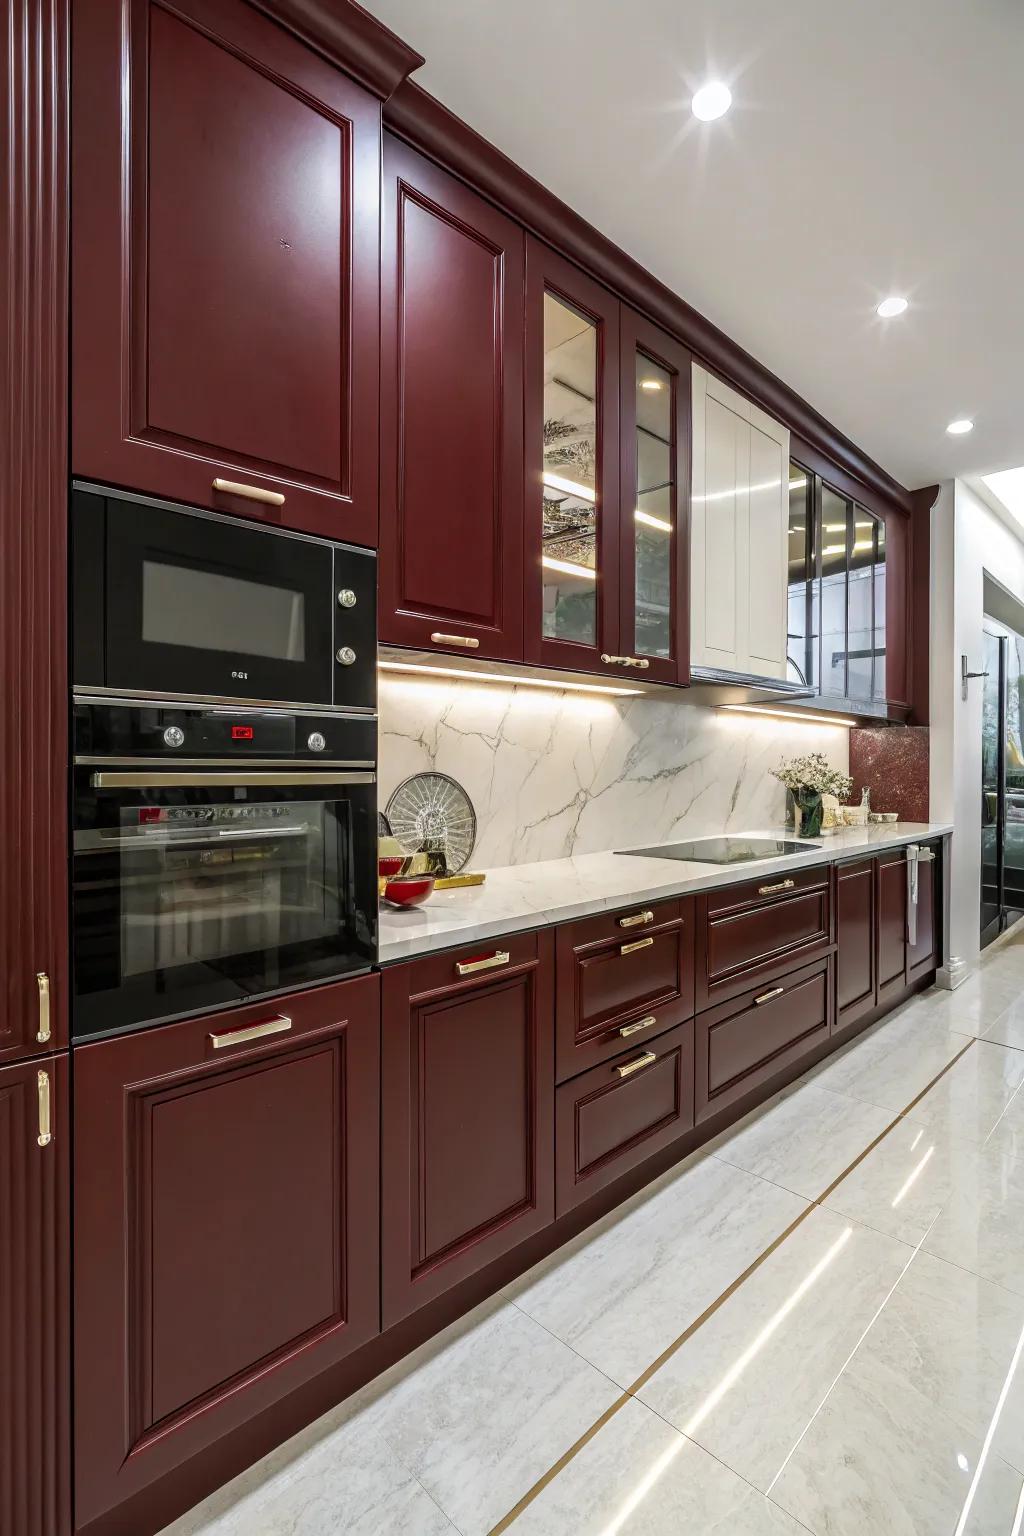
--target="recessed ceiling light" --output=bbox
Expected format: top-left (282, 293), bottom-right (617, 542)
top-left (946, 418), bottom-right (974, 435)
top-left (876, 296), bottom-right (908, 318)
top-left (691, 82), bottom-right (732, 121)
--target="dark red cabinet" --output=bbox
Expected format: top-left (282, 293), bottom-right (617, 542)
top-left (696, 865), bottom-right (833, 1010)
top-left (835, 858), bottom-right (877, 1031)
top-left (876, 848), bottom-right (910, 1008)
top-left (0, 1055), bottom-right (70, 1536)
top-left (72, 0), bottom-right (380, 544)
top-left (907, 846), bottom-right (939, 984)
top-left (381, 931), bottom-right (555, 1326)
top-left (73, 975), bottom-right (381, 1529)
top-left (380, 135), bottom-right (525, 660)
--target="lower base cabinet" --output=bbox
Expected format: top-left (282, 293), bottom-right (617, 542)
top-left (835, 858), bottom-right (877, 1031)
top-left (381, 931), bottom-right (555, 1326)
top-left (836, 843), bottom-right (941, 1028)
top-left (555, 1019), bottom-right (694, 1215)
top-left (73, 974), bottom-right (381, 1531)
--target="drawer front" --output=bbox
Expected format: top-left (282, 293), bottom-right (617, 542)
top-left (704, 864), bottom-right (829, 917)
top-left (555, 899), bottom-right (694, 1080)
top-left (400, 929), bottom-right (540, 1000)
top-left (695, 957), bottom-right (830, 1123)
top-left (556, 1019), bottom-right (694, 1214)
top-left (698, 874), bottom-right (831, 1008)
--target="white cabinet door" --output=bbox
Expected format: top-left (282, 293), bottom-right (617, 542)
top-left (690, 365), bottom-right (789, 679)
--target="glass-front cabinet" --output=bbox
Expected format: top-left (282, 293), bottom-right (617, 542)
top-left (525, 237), bottom-right (689, 683)
top-left (787, 459), bottom-right (889, 710)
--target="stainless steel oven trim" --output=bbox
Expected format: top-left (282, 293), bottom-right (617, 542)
top-left (75, 756), bottom-right (375, 769)
top-left (73, 686), bottom-right (377, 719)
top-left (89, 770), bottom-right (376, 789)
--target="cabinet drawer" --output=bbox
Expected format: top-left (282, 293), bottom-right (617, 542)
top-left (555, 898), bottom-right (694, 1080)
top-left (556, 1018), bottom-right (694, 1215)
top-left (695, 956), bottom-right (830, 1123)
top-left (698, 866), bottom-right (832, 1007)
top-left (399, 930), bottom-right (540, 1002)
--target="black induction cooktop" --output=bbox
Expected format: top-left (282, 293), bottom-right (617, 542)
top-left (617, 836), bottom-right (816, 865)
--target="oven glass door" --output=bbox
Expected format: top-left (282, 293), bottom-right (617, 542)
top-left (103, 499), bottom-right (335, 704)
top-left (72, 769), bottom-right (376, 1038)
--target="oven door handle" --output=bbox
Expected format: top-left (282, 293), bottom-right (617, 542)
top-left (89, 770), bottom-right (376, 789)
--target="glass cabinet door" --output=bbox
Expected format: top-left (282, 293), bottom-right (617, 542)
top-left (619, 311), bottom-right (690, 683)
top-left (525, 239), bottom-right (620, 674)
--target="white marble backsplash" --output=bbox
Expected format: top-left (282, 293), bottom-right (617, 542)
top-left (379, 676), bottom-right (850, 868)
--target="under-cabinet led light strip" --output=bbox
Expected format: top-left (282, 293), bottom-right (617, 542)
top-left (377, 660), bottom-right (643, 697)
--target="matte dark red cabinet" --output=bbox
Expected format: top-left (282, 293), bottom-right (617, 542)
top-left (73, 975), bottom-right (381, 1529)
top-left (381, 931), bottom-right (555, 1325)
top-left (0, 1054), bottom-right (70, 1536)
top-left (379, 135), bottom-right (525, 660)
top-left (72, 0), bottom-right (381, 545)
top-left (834, 858), bottom-right (877, 1031)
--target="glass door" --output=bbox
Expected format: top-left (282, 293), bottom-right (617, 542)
top-left (618, 310), bottom-right (690, 684)
top-left (981, 629), bottom-right (1006, 946)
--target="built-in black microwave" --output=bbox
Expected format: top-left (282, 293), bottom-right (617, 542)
top-left (72, 484), bottom-right (376, 711)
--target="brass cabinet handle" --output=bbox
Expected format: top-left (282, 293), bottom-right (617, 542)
top-left (758, 878), bottom-right (795, 895)
top-left (37, 1070), bottom-right (51, 1147)
top-left (212, 477), bottom-right (285, 507)
top-left (209, 1014), bottom-right (292, 1050)
top-left (455, 950), bottom-right (511, 977)
top-left (620, 937), bottom-right (655, 956)
top-left (754, 986), bottom-right (785, 1005)
top-left (616, 1049), bottom-right (657, 1078)
top-left (35, 971), bottom-right (51, 1043)
top-left (600, 654), bottom-right (651, 670)
top-left (619, 1014), bottom-right (656, 1038)
top-left (430, 632), bottom-right (480, 650)
top-left (618, 909), bottom-right (654, 929)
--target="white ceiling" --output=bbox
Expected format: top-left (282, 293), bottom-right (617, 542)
top-left (365, 0), bottom-right (1024, 491)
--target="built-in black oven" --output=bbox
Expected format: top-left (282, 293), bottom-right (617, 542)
top-left (71, 700), bottom-right (377, 1040)
top-left (72, 483), bottom-right (376, 710)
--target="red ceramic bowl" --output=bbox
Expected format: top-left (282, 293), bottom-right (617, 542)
top-left (383, 874), bottom-right (435, 908)
top-left (378, 854), bottom-right (405, 879)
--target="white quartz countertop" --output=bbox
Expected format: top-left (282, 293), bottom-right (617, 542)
top-left (378, 822), bottom-right (952, 965)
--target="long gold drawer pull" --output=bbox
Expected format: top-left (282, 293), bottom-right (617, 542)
top-left (212, 477), bottom-right (285, 507)
top-left (209, 1014), bottom-right (292, 1050)
top-left (620, 1014), bottom-right (657, 1039)
top-left (620, 937), bottom-right (655, 956)
top-left (35, 972), bottom-right (51, 1043)
top-left (758, 878), bottom-right (795, 895)
top-left (617, 1050), bottom-right (657, 1079)
top-left (754, 986), bottom-right (785, 1006)
top-left (600, 653), bottom-right (651, 669)
top-left (455, 950), bottom-right (511, 977)
top-left (37, 1071), bottom-right (51, 1147)
top-left (618, 909), bottom-right (654, 929)
top-left (431, 632), bottom-right (480, 649)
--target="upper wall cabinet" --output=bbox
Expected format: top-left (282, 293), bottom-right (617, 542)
top-left (379, 137), bottom-right (525, 661)
top-left (72, 0), bottom-right (380, 546)
top-left (525, 239), bottom-right (690, 684)
top-left (690, 365), bottom-right (790, 680)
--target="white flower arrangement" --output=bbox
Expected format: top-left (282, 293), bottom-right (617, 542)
top-left (771, 752), bottom-right (853, 801)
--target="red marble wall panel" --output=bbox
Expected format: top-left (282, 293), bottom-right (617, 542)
top-left (849, 727), bottom-right (929, 822)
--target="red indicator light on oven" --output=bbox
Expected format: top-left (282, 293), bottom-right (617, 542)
top-left (231, 725), bottom-right (254, 740)
top-left (139, 807), bottom-right (163, 824)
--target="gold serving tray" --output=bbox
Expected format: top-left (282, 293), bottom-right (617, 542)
top-left (434, 872), bottom-right (486, 890)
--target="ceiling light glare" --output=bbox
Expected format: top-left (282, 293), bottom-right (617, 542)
top-left (691, 82), bottom-right (732, 121)
top-left (946, 419), bottom-right (974, 435)
top-left (876, 296), bottom-right (908, 318)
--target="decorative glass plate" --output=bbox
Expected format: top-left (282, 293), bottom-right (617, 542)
top-left (385, 773), bottom-right (477, 873)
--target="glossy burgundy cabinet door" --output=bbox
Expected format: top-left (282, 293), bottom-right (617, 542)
top-left (876, 849), bottom-right (910, 1007)
top-left (73, 976), bottom-right (380, 1529)
top-left (697, 867), bottom-right (832, 1009)
top-left (835, 858), bottom-right (877, 1031)
top-left (380, 136), bottom-right (525, 660)
top-left (908, 844), bottom-right (939, 983)
top-left (72, 0), bottom-right (380, 544)
top-left (381, 932), bottom-right (555, 1325)
top-left (0, 1055), bottom-right (70, 1536)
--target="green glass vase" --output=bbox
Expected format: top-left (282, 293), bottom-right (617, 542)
top-left (795, 787), bottom-right (824, 838)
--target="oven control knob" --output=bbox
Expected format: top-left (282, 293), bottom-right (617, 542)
top-left (162, 726), bottom-right (185, 749)
top-left (337, 588), bottom-right (357, 608)
top-left (307, 731), bottom-right (327, 753)
top-left (336, 646), bottom-right (357, 666)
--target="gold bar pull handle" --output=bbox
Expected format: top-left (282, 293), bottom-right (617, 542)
top-left (430, 632), bottom-right (481, 650)
top-left (600, 654), bottom-right (651, 670)
top-left (754, 986), bottom-right (785, 1006)
top-left (455, 950), bottom-right (511, 977)
top-left (209, 1015), bottom-right (292, 1050)
top-left (758, 879), bottom-right (795, 896)
top-left (212, 477), bottom-right (285, 507)
top-left (619, 1014), bottom-right (656, 1039)
top-left (35, 972), bottom-right (51, 1043)
top-left (37, 1071), bottom-right (51, 1148)
top-left (616, 1050), bottom-right (657, 1079)
top-left (620, 937), bottom-right (655, 956)
top-left (618, 909), bottom-right (654, 929)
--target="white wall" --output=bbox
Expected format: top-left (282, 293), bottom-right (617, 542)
top-left (930, 479), bottom-right (1024, 975)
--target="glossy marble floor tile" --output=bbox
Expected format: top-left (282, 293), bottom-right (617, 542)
top-left (984, 993), bottom-right (1024, 1052)
top-left (900, 973), bottom-right (1024, 1037)
top-left (507, 1154), bottom-right (808, 1388)
top-left (907, 1037), bottom-right (1024, 1143)
top-left (637, 1207), bottom-right (913, 1491)
top-left (923, 1138), bottom-right (1024, 1298)
top-left (801, 1014), bottom-right (975, 1114)
top-left (510, 1396), bottom-right (808, 1535)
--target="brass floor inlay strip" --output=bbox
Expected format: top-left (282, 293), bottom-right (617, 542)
top-left (487, 1032), bottom-right (979, 1534)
